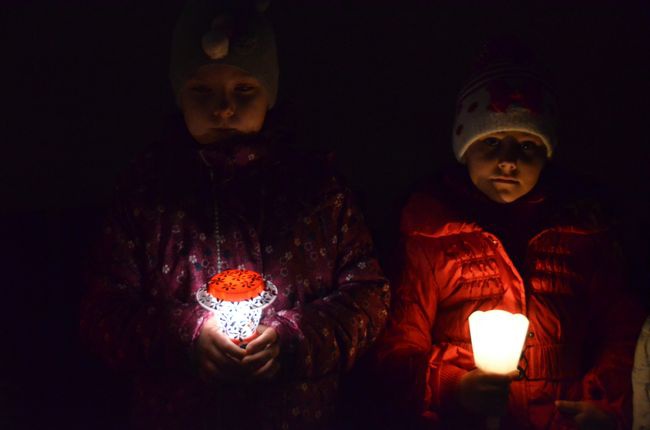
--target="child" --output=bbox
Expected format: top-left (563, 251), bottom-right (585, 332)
top-left (80, 1), bottom-right (389, 429)
top-left (373, 43), bottom-right (645, 429)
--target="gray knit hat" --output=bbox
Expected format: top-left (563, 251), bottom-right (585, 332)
top-left (452, 48), bottom-right (558, 162)
top-left (170, 0), bottom-right (279, 108)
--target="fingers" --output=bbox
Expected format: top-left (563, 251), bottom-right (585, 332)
top-left (212, 331), bottom-right (247, 360)
top-left (556, 401), bottom-right (617, 430)
top-left (249, 357), bottom-right (280, 381)
top-left (246, 325), bottom-right (278, 355)
top-left (203, 330), bottom-right (247, 372)
top-left (555, 400), bottom-right (585, 416)
top-left (201, 344), bottom-right (280, 382)
top-left (241, 325), bottom-right (280, 371)
top-left (478, 372), bottom-right (516, 388)
top-left (505, 370), bottom-right (520, 380)
top-left (241, 326), bottom-right (281, 380)
top-left (199, 336), bottom-right (246, 379)
top-left (474, 384), bottom-right (510, 395)
top-left (203, 342), bottom-right (243, 371)
top-left (199, 317), bottom-right (246, 360)
top-left (241, 343), bottom-right (280, 371)
top-left (458, 368), bottom-right (512, 416)
top-left (196, 323), bottom-right (282, 383)
top-left (197, 353), bottom-right (240, 382)
top-left (196, 319), bottom-right (247, 381)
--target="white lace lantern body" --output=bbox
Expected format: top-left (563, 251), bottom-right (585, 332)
top-left (196, 269), bottom-right (278, 343)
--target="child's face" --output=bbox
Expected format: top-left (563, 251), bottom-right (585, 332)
top-left (463, 131), bottom-right (547, 203)
top-left (179, 64), bottom-right (269, 145)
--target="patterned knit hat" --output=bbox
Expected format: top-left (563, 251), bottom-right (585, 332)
top-left (170, 0), bottom-right (279, 108)
top-left (452, 43), bottom-right (558, 162)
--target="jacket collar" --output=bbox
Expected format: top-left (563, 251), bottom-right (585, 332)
top-left (403, 165), bottom-right (605, 239)
top-left (403, 166), bottom-right (549, 238)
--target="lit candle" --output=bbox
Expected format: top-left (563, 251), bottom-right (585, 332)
top-left (196, 269), bottom-right (278, 344)
top-left (468, 310), bottom-right (529, 429)
top-left (468, 309), bottom-right (529, 374)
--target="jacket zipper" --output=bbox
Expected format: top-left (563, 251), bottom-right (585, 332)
top-left (209, 170), bottom-right (223, 274)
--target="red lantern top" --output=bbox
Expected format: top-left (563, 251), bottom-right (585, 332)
top-left (207, 269), bottom-right (265, 302)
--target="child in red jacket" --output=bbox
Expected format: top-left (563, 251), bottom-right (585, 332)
top-left (80, 1), bottom-right (389, 428)
top-left (374, 43), bottom-right (645, 430)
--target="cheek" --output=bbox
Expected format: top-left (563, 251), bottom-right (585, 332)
top-left (182, 109), bottom-right (207, 134)
top-left (181, 97), bottom-right (210, 122)
top-left (467, 158), bottom-right (496, 184)
top-left (238, 100), bottom-right (267, 129)
top-left (520, 160), bottom-right (546, 186)
top-left (180, 102), bottom-right (214, 142)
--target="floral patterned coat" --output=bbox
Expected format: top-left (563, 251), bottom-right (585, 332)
top-left (373, 168), bottom-right (645, 430)
top-left (80, 127), bottom-right (390, 429)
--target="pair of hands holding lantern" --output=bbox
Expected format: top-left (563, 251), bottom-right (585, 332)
top-left (457, 369), bottom-right (616, 430)
top-left (195, 317), bottom-right (280, 383)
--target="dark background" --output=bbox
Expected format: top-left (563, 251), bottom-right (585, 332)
top-left (1, 1), bottom-right (649, 428)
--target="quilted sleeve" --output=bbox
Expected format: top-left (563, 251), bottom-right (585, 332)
top-left (80, 163), bottom-right (210, 373)
top-left (261, 186), bottom-right (390, 379)
top-left (372, 232), bottom-right (477, 427)
top-left (372, 235), bottom-right (438, 418)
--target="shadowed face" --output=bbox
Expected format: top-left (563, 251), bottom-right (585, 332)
top-left (179, 64), bottom-right (269, 145)
top-left (464, 131), bottom-right (548, 203)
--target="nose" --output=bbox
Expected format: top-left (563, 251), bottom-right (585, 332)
top-left (213, 94), bottom-right (235, 119)
top-left (497, 142), bottom-right (519, 172)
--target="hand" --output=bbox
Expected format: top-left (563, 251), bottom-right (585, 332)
top-left (456, 368), bottom-right (518, 416)
top-left (195, 316), bottom-right (247, 382)
top-left (555, 400), bottom-right (616, 430)
top-left (241, 325), bottom-right (281, 381)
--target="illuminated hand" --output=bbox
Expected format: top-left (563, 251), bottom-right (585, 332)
top-left (555, 400), bottom-right (616, 430)
top-left (456, 368), bottom-right (518, 416)
top-left (195, 315), bottom-right (247, 382)
top-left (241, 325), bottom-right (281, 381)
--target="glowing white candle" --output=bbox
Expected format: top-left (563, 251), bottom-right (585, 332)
top-left (468, 310), bottom-right (529, 375)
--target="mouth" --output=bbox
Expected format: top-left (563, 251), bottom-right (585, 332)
top-left (490, 176), bottom-right (519, 184)
top-left (212, 127), bottom-right (238, 133)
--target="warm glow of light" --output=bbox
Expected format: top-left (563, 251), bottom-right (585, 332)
top-left (196, 269), bottom-right (277, 343)
top-left (212, 302), bottom-right (262, 341)
top-left (468, 310), bottom-right (529, 375)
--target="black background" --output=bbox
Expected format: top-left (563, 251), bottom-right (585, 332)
top-left (1, 1), bottom-right (649, 428)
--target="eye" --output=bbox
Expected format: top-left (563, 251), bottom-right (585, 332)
top-left (234, 83), bottom-right (257, 93)
top-left (190, 85), bottom-right (212, 94)
top-left (483, 137), bottom-right (500, 147)
top-left (520, 141), bottom-right (536, 151)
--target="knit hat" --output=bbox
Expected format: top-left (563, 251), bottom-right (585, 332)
top-left (452, 44), bottom-right (557, 162)
top-left (170, 0), bottom-right (279, 108)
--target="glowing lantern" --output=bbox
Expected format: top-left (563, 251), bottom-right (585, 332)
top-left (468, 310), bottom-right (529, 429)
top-left (196, 269), bottom-right (278, 344)
top-left (468, 310), bottom-right (529, 374)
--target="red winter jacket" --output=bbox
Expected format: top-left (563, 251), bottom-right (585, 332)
top-left (374, 169), bottom-right (645, 429)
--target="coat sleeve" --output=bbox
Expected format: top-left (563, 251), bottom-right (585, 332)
top-left (80, 167), bottom-right (211, 373)
top-left (372, 235), bottom-right (437, 420)
top-left (581, 232), bottom-right (647, 429)
top-left (261, 187), bottom-right (390, 379)
top-left (372, 234), bottom-right (473, 424)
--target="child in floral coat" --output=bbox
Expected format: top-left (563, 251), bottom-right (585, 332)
top-left (373, 44), bottom-right (645, 430)
top-left (80, 1), bottom-right (389, 428)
